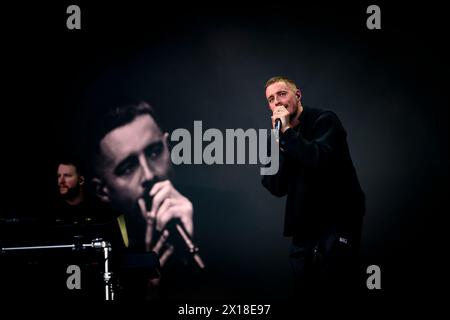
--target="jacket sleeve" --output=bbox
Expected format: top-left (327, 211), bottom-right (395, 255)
top-left (261, 135), bottom-right (289, 197)
top-left (279, 111), bottom-right (346, 171)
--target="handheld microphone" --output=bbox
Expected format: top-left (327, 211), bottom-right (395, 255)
top-left (165, 218), bottom-right (205, 269)
top-left (275, 118), bottom-right (282, 131)
top-left (274, 118), bottom-right (282, 143)
top-left (144, 195), bottom-right (205, 269)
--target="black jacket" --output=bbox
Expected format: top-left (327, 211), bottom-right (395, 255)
top-left (262, 106), bottom-right (365, 241)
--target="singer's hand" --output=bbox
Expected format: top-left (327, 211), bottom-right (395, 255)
top-left (138, 199), bottom-right (174, 266)
top-left (137, 180), bottom-right (194, 266)
top-left (271, 106), bottom-right (290, 132)
top-left (148, 180), bottom-right (193, 235)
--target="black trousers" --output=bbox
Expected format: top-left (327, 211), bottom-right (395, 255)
top-left (289, 215), bottom-right (363, 295)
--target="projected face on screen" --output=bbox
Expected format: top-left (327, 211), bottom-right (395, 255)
top-left (95, 114), bottom-right (171, 215)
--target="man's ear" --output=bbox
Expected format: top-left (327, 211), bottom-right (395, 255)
top-left (79, 175), bottom-right (85, 186)
top-left (91, 177), bottom-right (111, 203)
top-left (163, 132), bottom-right (170, 149)
top-left (296, 89), bottom-right (302, 101)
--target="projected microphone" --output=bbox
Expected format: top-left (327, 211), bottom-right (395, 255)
top-left (144, 196), bottom-right (205, 269)
top-left (166, 218), bottom-right (205, 269)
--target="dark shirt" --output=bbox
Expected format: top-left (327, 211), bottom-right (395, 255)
top-left (262, 106), bottom-right (365, 242)
top-left (49, 196), bottom-right (122, 245)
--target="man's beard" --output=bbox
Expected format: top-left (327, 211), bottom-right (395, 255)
top-left (289, 112), bottom-right (297, 120)
top-left (110, 167), bottom-right (173, 219)
top-left (289, 102), bottom-right (301, 120)
top-left (60, 185), bottom-right (81, 200)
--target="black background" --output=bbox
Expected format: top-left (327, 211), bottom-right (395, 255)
top-left (2, 1), bottom-right (448, 302)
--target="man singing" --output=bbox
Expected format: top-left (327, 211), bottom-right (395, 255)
top-left (262, 76), bottom-right (365, 295)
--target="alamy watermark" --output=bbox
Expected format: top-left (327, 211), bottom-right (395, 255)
top-left (366, 5), bottom-right (381, 30)
top-left (66, 5), bottom-right (81, 30)
top-left (366, 264), bottom-right (381, 290)
top-left (170, 121), bottom-right (279, 175)
top-left (66, 264), bottom-right (81, 290)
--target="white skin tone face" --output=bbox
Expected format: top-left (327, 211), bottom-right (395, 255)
top-left (265, 81), bottom-right (303, 131)
top-left (96, 114), bottom-right (171, 215)
top-left (57, 163), bottom-right (84, 204)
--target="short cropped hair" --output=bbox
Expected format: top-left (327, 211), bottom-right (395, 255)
top-left (265, 76), bottom-right (298, 91)
top-left (86, 98), bottom-right (162, 174)
top-left (56, 154), bottom-right (86, 176)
